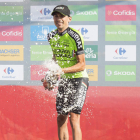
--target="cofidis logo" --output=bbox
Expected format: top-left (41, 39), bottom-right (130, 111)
top-left (105, 65), bottom-right (136, 81)
top-left (105, 45), bottom-right (136, 61)
top-left (85, 45), bottom-right (98, 61)
top-left (0, 45), bottom-right (23, 61)
top-left (0, 65), bottom-right (24, 80)
top-left (70, 25), bottom-right (98, 41)
top-left (31, 6), bottom-right (55, 21)
top-left (0, 6), bottom-right (23, 22)
top-left (86, 65), bottom-right (98, 81)
top-left (31, 45), bottom-right (53, 61)
top-left (106, 5), bottom-right (136, 21)
top-left (69, 5), bottom-right (98, 21)
top-left (30, 25), bottom-right (56, 41)
top-left (31, 65), bottom-right (49, 80)
top-left (105, 25), bottom-right (136, 41)
top-left (0, 26), bottom-right (23, 41)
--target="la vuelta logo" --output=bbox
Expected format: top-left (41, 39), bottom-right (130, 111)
top-left (0, 26), bottom-right (23, 41)
top-left (106, 5), bottom-right (136, 21)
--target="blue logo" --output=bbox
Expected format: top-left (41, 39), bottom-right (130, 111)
top-left (4, 67), bottom-right (14, 74)
top-left (87, 69), bottom-right (94, 74)
top-left (0, 49), bottom-right (20, 54)
top-left (79, 27), bottom-right (88, 35)
top-left (40, 8), bottom-right (51, 15)
top-left (115, 48), bottom-right (126, 55)
top-left (31, 25), bottom-right (56, 41)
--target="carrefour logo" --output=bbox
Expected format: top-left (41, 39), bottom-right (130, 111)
top-left (4, 67), bottom-right (14, 74)
top-left (115, 48), bottom-right (126, 55)
top-left (70, 25), bottom-right (98, 41)
top-left (78, 28), bottom-right (88, 35)
top-left (105, 45), bottom-right (136, 61)
top-left (30, 6), bottom-right (54, 21)
top-left (40, 8), bottom-right (51, 15)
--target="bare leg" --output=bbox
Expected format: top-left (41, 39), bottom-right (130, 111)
top-left (57, 114), bottom-right (69, 140)
top-left (69, 112), bottom-right (82, 140)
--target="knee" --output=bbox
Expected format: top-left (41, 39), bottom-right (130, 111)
top-left (57, 115), bottom-right (68, 127)
top-left (70, 114), bottom-right (80, 128)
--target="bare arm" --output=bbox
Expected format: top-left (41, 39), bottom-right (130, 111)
top-left (62, 54), bottom-right (86, 73)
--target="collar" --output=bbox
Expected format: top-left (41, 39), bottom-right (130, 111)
top-left (57, 27), bottom-right (70, 36)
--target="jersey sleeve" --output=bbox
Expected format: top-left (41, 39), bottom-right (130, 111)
top-left (68, 28), bottom-right (84, 55)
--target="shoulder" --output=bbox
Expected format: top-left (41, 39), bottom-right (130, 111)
top-left (68, 27), bottom-right (83, 39)
top-left (67, 27), bottom-right (84, 50)
top-left (47, 29), bottom-right (58, 42)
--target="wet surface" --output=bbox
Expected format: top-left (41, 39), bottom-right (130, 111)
top-left (0, 86), bottom-right (140, 140)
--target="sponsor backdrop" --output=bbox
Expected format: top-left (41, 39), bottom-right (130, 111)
top-left (0, 0), bottom-right (140, 140)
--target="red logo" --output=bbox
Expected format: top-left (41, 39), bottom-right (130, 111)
top-left (31, 65), bottom-right (49, 80)
top-left (106, 5), bottom-right (136, 21)
top-left (0, 26), bottom-right (23, 41)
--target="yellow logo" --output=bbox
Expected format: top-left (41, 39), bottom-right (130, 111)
top-left (86, 65), bottom-right (98, 81)
top-left (0, 45), bottom-right (23, 61)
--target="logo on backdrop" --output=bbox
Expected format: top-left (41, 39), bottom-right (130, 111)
top-left (30, 25), bottom-right (56, 41)
top-left (115, 48), bottom-right (126, 55)
top-left (70, 25), bottom-right (98, 41)
top-left (79, 28), bottom-right (88, 35)
top-left (30, 45), bottom-right (53, 61)
top-left (0, 45), bottom-right (23, 61)
top-left (106, 5), bottom-right (136, 21)
top-left (84, 45), bottom-right (98, 61)
top-left (105, 25), bottom-right (136, 41)
top-left (0, 65), bottom-right (24, 80)
top-left (30, 6), bottom-right (54, 21)
top-left (105, 45), bottom-right (136, 61)
top-left (0, 6), bottom-right (23, 22)
top-left (105, 65), bottom-right (136, 81)
top-left (40, 8), bottom-right (51, 15)
top-left (69, 5), bottom-right (98, 21)
top-left (4, 67), bottom-right (14, 74)
top-left (85, 65), bottom-right (98, 81)
top-left (31, 65), bottom-right (49, 80)
top-left (0, 26), bottom-right (23, 41)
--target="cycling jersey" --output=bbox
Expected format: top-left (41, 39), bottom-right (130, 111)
top-left (47, 27), bottom-right (88, 79)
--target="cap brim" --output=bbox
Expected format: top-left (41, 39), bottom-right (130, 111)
top-left (51, 11), bottom-right (66, 16)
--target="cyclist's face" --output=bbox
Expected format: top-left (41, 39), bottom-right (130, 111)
top-left (53, 12), bottom-right (71, 32)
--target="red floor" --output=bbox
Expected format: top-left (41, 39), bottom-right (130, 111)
top-left (0, 86), bottom-right (140, 140)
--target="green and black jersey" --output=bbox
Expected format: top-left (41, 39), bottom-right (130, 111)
top-left (47, 27), bottom-right (88, 79)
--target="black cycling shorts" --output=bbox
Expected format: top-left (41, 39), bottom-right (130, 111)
top-left (56, 78), bottom-right (89, 115)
